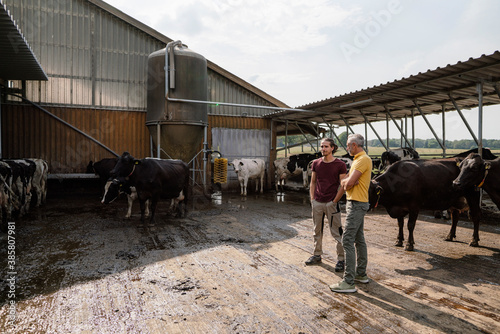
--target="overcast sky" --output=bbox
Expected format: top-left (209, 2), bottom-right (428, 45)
top-left (106, 0), bottom-right (500, 141)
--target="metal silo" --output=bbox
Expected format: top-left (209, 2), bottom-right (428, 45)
top-left (146, 41), bottom-right (208, 162)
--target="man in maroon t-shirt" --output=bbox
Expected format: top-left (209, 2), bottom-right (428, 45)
top-left (305, 138), bottom-right (347, 272)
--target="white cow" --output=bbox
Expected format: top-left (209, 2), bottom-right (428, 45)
top-left (230, 158), bottom-right (266, 196)
top-left (273, 157), bottom-right (290, 191)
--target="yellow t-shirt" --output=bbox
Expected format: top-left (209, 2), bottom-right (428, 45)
top-left (346, 151), bottom-right (372, 203)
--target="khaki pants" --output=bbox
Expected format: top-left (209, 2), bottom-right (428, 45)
top-left (311, 199), bottom-right (344, 261)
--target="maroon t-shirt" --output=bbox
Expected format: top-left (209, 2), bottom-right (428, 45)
top-left (311, 158), bottom-right (347, 202)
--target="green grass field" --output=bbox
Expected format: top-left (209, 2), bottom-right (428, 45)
top-left (277, 145), bottom-right (500, 159)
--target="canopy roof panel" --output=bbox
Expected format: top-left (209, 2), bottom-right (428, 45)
top-left (0, 0), bottom-right (47, 81)
top-left (266, 52), bottom-right (500, 128)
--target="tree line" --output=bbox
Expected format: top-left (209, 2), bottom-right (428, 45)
top-left (277, 134), bottom-right (500, 150)
top-left (366, 138), bottom-right (500, 150)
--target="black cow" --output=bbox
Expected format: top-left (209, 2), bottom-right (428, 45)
top-left (369, 158), bottom-right (481, 251)
top-left (453, 153), bottom-right (500, 210)
top-left (107, 152), bottom-right (189, 226)
top-left (452, 148), bottom-right (497, 160)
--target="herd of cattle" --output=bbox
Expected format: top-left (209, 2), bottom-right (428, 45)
top-left (2, 147), bottom-right (498, 251)
top-left (231, 147), bottom-right (499, 250)
top-left (0, 158), bottom-right (49, 231)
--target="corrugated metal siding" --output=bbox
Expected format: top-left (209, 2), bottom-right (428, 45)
top-left (207, 115), bottom-right (273, 191)
top-left (208, 70), bottom-right (276, 117)
top-left (3, 0), bottom-right (164, 110)
top-left (1, 104), bottom-right (149, 173)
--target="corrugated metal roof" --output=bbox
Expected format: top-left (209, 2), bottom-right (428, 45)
top-left (266, 51), bottom-right (500, 127)
top-left (0, 0), bottom-right (47, 81)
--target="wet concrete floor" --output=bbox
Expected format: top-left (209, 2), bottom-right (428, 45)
top-left (0, 189), bottom-right (499, 333)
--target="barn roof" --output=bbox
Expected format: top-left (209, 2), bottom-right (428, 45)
top-left (265, 51), bottom-right (500, 128)
top-left (0, 0), bottom-right (47, 81)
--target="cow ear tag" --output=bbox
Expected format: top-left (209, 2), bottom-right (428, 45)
top-left (485, 163), bottom-right (491, 170)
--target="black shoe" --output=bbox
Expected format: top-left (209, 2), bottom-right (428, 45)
top-left (334, 260), bottom-right (344, 272)
top-left (305, 255), bottom-right (322, 265)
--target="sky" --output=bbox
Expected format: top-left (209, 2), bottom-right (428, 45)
top-left (106, 0), bottom-right (500, 141)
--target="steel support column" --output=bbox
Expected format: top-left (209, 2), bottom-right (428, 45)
top-left (448, 94), bottom-right (479, 145)
top-left (411, 109), bottom-right (415, 148)
top-left (322, 118), bottom-right (347, 152)
top-left (340, 115), bottom-right (356, 135)
top-left (413, 100), bottom-right (445, 150)
top-left (357, 111), bottom-right (388, 151)
top-left (385, 107), bottom-right (414, 149)
top-left (386, 114), bottom-right (389, 149)
top-left (477, 82), bottom-right (484, 157)
top-left (442, 105), bottom-right (446, 157)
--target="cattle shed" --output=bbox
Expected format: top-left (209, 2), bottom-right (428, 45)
top-left (0, 0), bottom-right (291, 193)
top-left (267, 52), bottom-right (500, 157)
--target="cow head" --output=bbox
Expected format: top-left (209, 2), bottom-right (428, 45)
top-left (101, 177), bottom-right (129, 204)
top-left (111, 152), bottom-right (141, 177)
top-left (230, 159), bottom-right (244, 174)
top-left (453, 153), bottom-right (487, 190)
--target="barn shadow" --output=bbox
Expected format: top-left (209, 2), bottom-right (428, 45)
top-left (0, 188), bottom-right (309, 306)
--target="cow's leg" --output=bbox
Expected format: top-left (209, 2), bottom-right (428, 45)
top-left (255, 177), bottom-right (259, 193)
top-left (260, 173), bottom-right (264, 194)
top-left (139, 199), bottom-right (147, 227)
top-left (405, 212), bottom-right (418, 251)
top-left (243, 178), bottom-right (248, 196)
top-left (302, 170), bottom-right (308, 188)
top-left (445, 209), bottom-right (459, 242)
top-left (466, 192), bottom-right (482, 247)
top-left (239, 178), bottom-right (244, 196)
top-left (145, 199), bottom-right (150, 218)
top-left (148, 197), bottom-right (159, 227)
top-left (395, 217), bottom-right (405, 247)
top-left (126, 194), bottom-right (133, 218)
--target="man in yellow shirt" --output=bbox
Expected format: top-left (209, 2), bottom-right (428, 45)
top-left (330, 134), bottom-right (372, 293)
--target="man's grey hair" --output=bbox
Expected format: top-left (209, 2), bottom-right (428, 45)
top-left (347, 134), bottom-right (364, 148)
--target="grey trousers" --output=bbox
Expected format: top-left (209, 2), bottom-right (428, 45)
top-left (342, 200), bottom-right (370, 285)
top-left (311, 199), bottom-right (344, 261)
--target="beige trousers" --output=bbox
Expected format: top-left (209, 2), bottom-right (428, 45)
top-left (311, 199), bottom-right (344, 261)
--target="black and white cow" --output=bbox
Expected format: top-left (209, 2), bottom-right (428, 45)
top-left (107, 152), bottom-right (190, 226)
top-left (273, 157), bottom-right (290, 192)
top-left (28, 158), bottom-right (49, 207)
top-left (87, 158), bottom-right (119, 189)
top-left (102, 178), bottom-right (150, 219)
top-left (380, 147), bottom-right (419, 170)
top-left (229, 158), bottom-right (266, 196)
top-left (285, 153), bottom-right (321, 188)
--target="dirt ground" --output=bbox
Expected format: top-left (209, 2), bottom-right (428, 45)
top-left (1, 185), bottom-right (499, 334)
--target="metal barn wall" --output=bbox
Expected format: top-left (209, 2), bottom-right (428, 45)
top-left (1, 0), bottom-right (284, 177)
top-left (3, 0), bottom-right (164, 110)
top-left (1, 104), bottom-right (149, 173)
top-left (207, 115), bottom-right (276, 191)
top-left (207, 72), bottom-right (276, 117)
